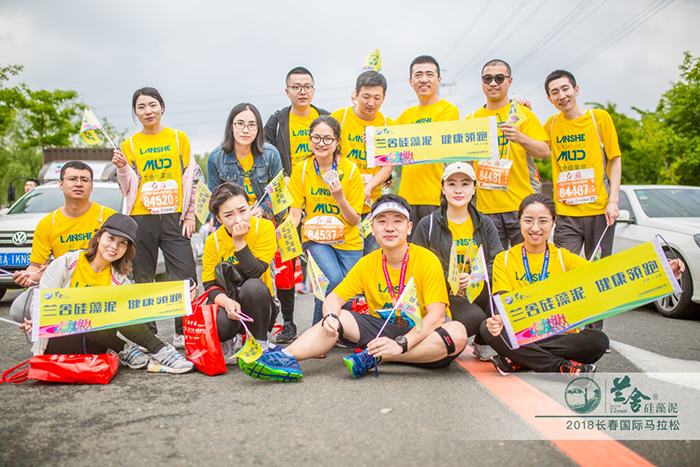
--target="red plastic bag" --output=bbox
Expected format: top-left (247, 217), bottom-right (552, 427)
top-left (184, 289), bottom-right (227, 376)
top-left (274, 250), bottom-right (296, 290)
top-left (1, 354), bottom-right (118, 385)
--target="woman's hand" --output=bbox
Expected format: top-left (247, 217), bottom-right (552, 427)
top-left (669, 258), bottom-right (686, 279)
top-left (20, 318), bottom-right (32, 334)
top-left (225, 299), bottom-right (252, 322)
top-left (328, 178), bottom-right (345, 202)
top-left (458, 272), bottom-right (470, 291)
top-left (486, 314), bottom-right (503, 337)
top-left (231, 220), bottom-right (250, 242)
top-left (112, 150), bottom-right (127, 168)
top-left (181, 219), bottom-right (196, 239)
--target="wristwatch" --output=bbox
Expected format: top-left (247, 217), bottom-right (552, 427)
top-left (395, 335), bottom-right (409, 354)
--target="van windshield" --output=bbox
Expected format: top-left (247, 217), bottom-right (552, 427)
top-left (8, 186), bottom-right (123, 214)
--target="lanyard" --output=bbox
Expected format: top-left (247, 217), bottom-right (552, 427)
top-left (313, 156), bottom-right (338, 179)
top-left (522, 245), bottom-right (549, 284)
top-left (382, 247), bottom-right (410, 305)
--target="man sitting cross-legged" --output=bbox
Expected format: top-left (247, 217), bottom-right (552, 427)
top-left (240, 194), bottom-right (468, 381)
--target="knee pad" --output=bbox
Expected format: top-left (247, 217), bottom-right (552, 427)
top-left (434, 326), bottom-right (456, 354)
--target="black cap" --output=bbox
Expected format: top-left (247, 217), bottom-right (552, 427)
top-left (102, 213), bottom-right (138, 244)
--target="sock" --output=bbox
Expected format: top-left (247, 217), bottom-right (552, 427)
top-left (281, 348), bottom-right (293, 357)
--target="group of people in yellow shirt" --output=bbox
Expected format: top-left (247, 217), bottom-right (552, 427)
top-left (12, 55), bottom-right (686, 381)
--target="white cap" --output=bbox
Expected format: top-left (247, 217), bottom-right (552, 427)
top-left (442, 162), bottom-right (476, 181)
top-left (370, 201), bottom-right (410, 220)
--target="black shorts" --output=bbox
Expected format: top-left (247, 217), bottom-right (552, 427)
top-left (340, 312), bottom-right (458, 369)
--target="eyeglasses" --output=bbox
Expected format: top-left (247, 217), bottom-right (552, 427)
top-left (521, 217), bottom-right (553, 227)
top-left (310, 135), bottom-right (336, 145)
top-left (287, 84), bottom-right (314, 93)
top-left (62, 176), bottom-right (92, 183)
top-left (482, 74), bottom-right (510, 85)
top-left (233, 121), bottom-right (258, 131)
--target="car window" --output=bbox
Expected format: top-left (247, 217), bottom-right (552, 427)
top-left (634, 188), bottom-right (700, 218)
top-left (618, 191), bottom-right (632, 213)
top-left (8, 186), bottom-right (123, 214)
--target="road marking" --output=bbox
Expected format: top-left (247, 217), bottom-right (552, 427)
top-left (610, 339), bottom-right (700, 390)
top-left (456, 348), bottom-right (654, 467)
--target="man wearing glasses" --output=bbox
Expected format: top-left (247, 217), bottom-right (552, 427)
top-left (467, 59), bottom-right (550, 250)
top-left (11, 161), bottom-right (116, 320)
top-left (264, 67), bottom-right (329, 178)
top-left (395, 55), bottom-right (460, 238)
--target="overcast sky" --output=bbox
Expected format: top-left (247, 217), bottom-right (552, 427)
top-left (1, 0), bottom-right (698, 155)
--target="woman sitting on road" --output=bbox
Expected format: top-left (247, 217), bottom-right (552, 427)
top-left (482, 193), bottom-right (685, 376)
top-left (288, 115), bottom-right (364, 325)
top-left (19, 214), bottom-right (194, 374)
top-left (202, 183), bottom-right (277, 360)
top-left (412, 162), bottom-right (504, 361)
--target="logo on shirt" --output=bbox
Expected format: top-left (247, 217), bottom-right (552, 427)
top-left (311, 187), bottom-right (331, 196)
top-left (60, 232), bottom-right (92, 243)
top-left (312, 203), bottom-right (340, 215)
top-left (293, 129), bottom-right (309, 136)
top-left (140, 145), bottom-right (171, 154)
top-left (143, 158), bottom-right (173, 171)
top-left (556, 134), bottom-right (586, 143)
top-left (557, 150), bottom-right (587, 161)
top-left (414, 118), bottom-right (432, 124)
top-left (295, 143), bottom-right (310, 154)
top-left (348, 134), bottom-right (363, 142)
top-left (347, 149), bottom-right (366, 161)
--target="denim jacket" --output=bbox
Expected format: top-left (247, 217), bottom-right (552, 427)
top-left (207, 142), bottom-right (284, 218)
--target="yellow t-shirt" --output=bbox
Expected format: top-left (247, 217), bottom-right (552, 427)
top-left (330, 106), bottom-right (393, 214)
top-left (467, 103), bottom-right (549, 214)
top-left (492, 243), bottom-right (589, 294)
top-left (289, 109), bottom-right (319, 168)
top-left (545, 109), bottom-right (622, 217)
top-left (395, 100), bottom-right (460, 206)
top-left (69, 252), bottom-right (113, 288)
top-left (333, 243), bottom-right (451, 320)
top-left (448, 217), bottom-right (476, 274)
top-left (238, 152), bottom-right (257, 205)
top-left (30, 203), bottom-right (117, 264)
top-left (201, 217), bottom-right (277, 295)
top-left (121, 128), bottom-right (190, 216)
top-left (289, 157), bottom-right (364, 251)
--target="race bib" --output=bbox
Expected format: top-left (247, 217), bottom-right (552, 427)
top-left (556, 168), bottom-right (597, 205)
top-left (476, 159), bottom-right (512, 191)
top-left (140, 180), bottom-right (179, 214)
top-left (303, 216), bottom-right (345, 245)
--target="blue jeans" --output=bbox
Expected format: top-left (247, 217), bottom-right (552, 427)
top-left (303, 241), bottom-right (362, 324)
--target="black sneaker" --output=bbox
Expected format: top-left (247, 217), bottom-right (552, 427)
top-left (558, 360), bottom-right (596, 377)
top-left (275, 322), bottom-right (297, 344)
top-left (491, 355), bottom-right (522, 376)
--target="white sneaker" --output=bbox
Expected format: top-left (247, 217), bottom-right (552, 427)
top-left (221, 338), bottom-right (238, 365)
top-left (473, 343), bottom-right (498, 362)
top-left (118, 343), bottom-right (149, 369)
top-left (149, 344), bottom-right (194, 374)
top-left (172, 334), bottom-right (185, 349)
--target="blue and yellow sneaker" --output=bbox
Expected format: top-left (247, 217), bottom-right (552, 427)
top-left (343, 349), bottom-right (378, 379)
top-left (239, 346), bottom-right (303, 382)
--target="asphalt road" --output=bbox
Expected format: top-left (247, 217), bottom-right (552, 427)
top-left (0, 286), bottom-right (698, 466)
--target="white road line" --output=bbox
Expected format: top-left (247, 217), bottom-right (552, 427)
top-left (610, 339), bottom-right (700, 390)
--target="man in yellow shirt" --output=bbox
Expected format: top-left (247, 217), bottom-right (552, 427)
top-left (468, 59), bottom-right (550, 249)
top-left (10, 161), bottom-right (116, 321)
top-left (544, 69), bottom-right (622, 332)
top-left (331, 70), bottom-right (393, 254)
top-left (240, 194), bottom-right (468, 382)
top-left (395, 56), bottom-right (460, 237)
top-left (264, 66), bottom-right (329, 344)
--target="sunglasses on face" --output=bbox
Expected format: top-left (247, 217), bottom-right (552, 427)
top-left (482, 74), bottom-right (510, 85)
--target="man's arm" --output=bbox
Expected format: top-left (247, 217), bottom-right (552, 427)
top-left (605, 156), bottom-right (622, 225)
top-left (499, 123), bottom-right (550, 160)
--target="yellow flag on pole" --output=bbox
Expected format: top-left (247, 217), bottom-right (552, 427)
top-left (306, 251), bottom-right (329, 302)
top-left (466, 246), bottom-right (487, 303)
top-left (394, 277), bottom-right (423, 332)
top-left (362, 49), bottom-right (382, 71)
top-left (275, 214), bottom-right (302, 262)
top-left (360, 215), bottom-right (373, 238)
top-left (233, 324), bottom-right (263, 364)
top-left (263, 170), bottom-right (293, 215)
top-left (194, 180), bottom-right (211, 224)
top-left (80, 108), bottom-right (102, 146)
top-left (447, 242), bottom-right (460, 295)
top-left (505, 99), bottom-right (527, 127)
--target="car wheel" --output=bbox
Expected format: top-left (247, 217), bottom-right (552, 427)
top-left (654, 251), bottom-right (699, 319)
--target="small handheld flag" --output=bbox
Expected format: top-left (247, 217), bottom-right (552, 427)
top-left (306, 251), bottom-right (329, 303)
top-left (362, 49), bottom-right (382, 72)
top-left (466, 246), bottom-right (488, 304)
top-left (263, 170), bottom-right (293, 215)
top-left (79, 108), bottom-right (117, 149)
top-left (233, 322), bottom-right (263, 364)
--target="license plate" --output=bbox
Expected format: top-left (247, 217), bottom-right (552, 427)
top-left (0, 253), bottom-right (31, 267)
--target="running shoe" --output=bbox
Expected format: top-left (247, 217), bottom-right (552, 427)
top-left (148, 344), bottom-right (194, 374)
top-left (239, 347), bottom-right (303, 382)
top-left (221, 338), bottom-right (238, 365)
top-left (558, 360), bottom-right (596, 377)
top-left (491, 355), bottom-right (522, 376)
top-left (343, 349), bottom-right (378, 379)
top-left (275, 322), bottom-right (297, 344)
top-left (172, 334), bottom-right (185, 349)
top-left (472, 343), bottom-right (498, 362)
top-left (118, 343), bottom-right (149, 369)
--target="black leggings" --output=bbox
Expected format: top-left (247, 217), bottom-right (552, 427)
top-left (216, 278), bottom-right (273, 342)
top-left (45, 324), bottom-right (166, 355)
top-left (479, 320), bottom-right (609, 372)
top-left (449, 294), bottom-right (489, 345)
